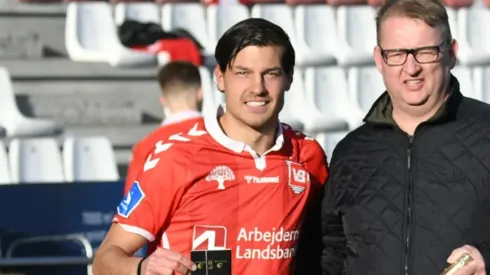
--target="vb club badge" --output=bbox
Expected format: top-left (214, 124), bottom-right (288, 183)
top-left (286, 160), bottom-right (309, 195)
top-left (191, 225), bottom-right (231, 275)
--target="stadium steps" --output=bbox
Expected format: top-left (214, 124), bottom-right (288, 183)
top-left (13, 79), bottom-right (163, 126)
top-left (2, 59), bottom-right (158, 80)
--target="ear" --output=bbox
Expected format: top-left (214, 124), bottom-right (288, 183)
top-left (160, 96), bottom-right (168, 108)
top-left (215, 65), bottom-right (225, 93)
top-left (448, 39), bottom-right (459, 69)
top-left (373, 46), bottom-right (384, 73)
top-left (195, 87), bottom-right (203, 102)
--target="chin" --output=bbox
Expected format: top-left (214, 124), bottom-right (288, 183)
top-left (401, 93), bottom-right (430, 106)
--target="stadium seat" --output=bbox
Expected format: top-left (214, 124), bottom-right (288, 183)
top-left (114, 2), bottom-right (160, 26)
top-left (304, 66), bottom-right (364, 131)
top-left (63, 136), bottom-right (120, 182)
top-left (315, 131), bottom-right (349, 163)
top-left (444, 0), bottom-right (473, 8)
top-left (285, 0), bottom-right (324, 4)
top-left (336, 6), bottom-right (377, 67)
top-left (451, 66), bottom-right (477, 100)
top-left (162, 3), bottom-right (215, 58)
top-left (9, 138), bottom-right (65, 184)
top-left (199, 66), bottom-right (217, 118)
top-left (207, 4), bottom-right (250, 47)
top-left (294, 5), bottom-right (339, 66)
top-left (251, 4), bottom-right (336, 67)
top-left (472, 66), bottom-right (489, 103)
top-left (348, 66), bottom-right (385, 114)
top-left (0, 67), bottom-right (59, 137)
top-left (279, 69), bottom-right (305, 131)
top-left (456, 8), bottom-right (490, 66)
top-left (0, 141), bottom-right (11, 184)
top-left (65, 2), bottom-right (157, 67)
top-left (327, 0), bottom-right (367, 5)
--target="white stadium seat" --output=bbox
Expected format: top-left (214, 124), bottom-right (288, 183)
top-left (199, 67), bottom-right (217, 118)
top-left (451, 66), bottom-right (477, 99)
top-left (0, 67), bottom-right (59, 137)
top-left (65, 2), bottom-right (157, 67)
top-left (0, 141), bottom-right (11, 184)
top-left (63, 136), bottom-right (120, 182)
top-left (251, 4), bottom-right (336, 67)
top-left (315, 131), bottom-right (349, 163)
top-left (304, 66), bottom-right (364, 131)
top-left (336, 6), bottom-right (377, 67)
top-left (294, 5), bottom-right (339, 67)
top-left (348, 66), bottom-right (385, 114)
top-left (114, 2), bottom-right (161, 26)
top-left (207, 4), bottom-right (250, 46)
top-left (9, 138), bottom-right (65, 184)
top-left (457, 8), bottom-right (490, 66)
top-left (162, 3), bottom-right (215, 56)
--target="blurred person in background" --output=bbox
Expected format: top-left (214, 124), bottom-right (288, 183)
top-left (124, 61), bottom-right (203, 196)
top-left (321, 0), bottom-right (490, 274)
top-left (93, 18), bottom-right (327, 275)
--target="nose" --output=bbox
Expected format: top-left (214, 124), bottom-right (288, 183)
top-left (251, 74), bottom-right (267, 95)
top-left (403, 54), bottom-right (422, 76)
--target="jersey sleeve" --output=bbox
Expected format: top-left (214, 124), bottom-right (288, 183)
top-left (302, 139), bottom-right (329, 188)
top-left (123, 142), bottom-right (145, 196)
top-left (113, 142), bottom-right (186, 242)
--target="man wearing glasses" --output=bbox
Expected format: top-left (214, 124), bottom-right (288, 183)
top-left (321, 0), bottom-right (490, 274)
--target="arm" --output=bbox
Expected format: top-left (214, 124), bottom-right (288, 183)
top-left (294, 188), bottom-right (324, 275)
top-left (92, 224), bottom-right (147, 275)
top-left (294, 139), bottom-right (329, 275)
top-left (321, 151), bottom-right (346, 275)
top-left (94, 141), bottom-right (185, 275)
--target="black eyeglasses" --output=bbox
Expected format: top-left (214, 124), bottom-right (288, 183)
top-left (380, 42), bottom-right (448, 66)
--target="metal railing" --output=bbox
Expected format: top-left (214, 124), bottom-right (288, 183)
top-left (0, 233), bottom-right (94, 275)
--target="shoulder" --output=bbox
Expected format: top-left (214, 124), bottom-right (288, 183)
top-left (281, 123), bottom-right (328, 185)
top-left (281, 123), bottom-right (325, 158)
top-left (140, 119), bottom-right (209, 173)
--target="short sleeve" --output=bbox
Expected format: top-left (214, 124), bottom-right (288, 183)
top-left (113, 143), bottom-right (184, 242)
top-left (302, 139), bottom-right (329, 188)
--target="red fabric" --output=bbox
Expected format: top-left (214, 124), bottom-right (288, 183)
top-left (113, 121), bottom-right (329, 273)
top-left (132, 38), bottom-right (202, 66)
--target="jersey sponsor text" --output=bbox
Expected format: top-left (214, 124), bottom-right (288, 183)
top-left (236, 227), bottom-right (299, 260)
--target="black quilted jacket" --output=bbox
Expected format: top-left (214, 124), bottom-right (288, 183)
top-left (321, 76), bottom-right (490, 275)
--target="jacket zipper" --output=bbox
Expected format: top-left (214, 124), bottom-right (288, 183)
top-left (404, 136), bottom-right (414, 275)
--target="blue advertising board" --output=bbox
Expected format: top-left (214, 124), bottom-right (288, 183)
top-left (0, 181), bottom-right (145, 275)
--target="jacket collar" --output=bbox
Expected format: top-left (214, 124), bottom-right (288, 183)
top-left (363, 74), bottom-right (463, 126)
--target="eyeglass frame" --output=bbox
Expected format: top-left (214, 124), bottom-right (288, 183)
top-left (378, 40), bottom-right (452, 66)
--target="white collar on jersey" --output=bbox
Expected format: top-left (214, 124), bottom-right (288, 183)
top-left (161, 110), bottom-right (202, 126)
top-left (204, 104), bottom-right (284, 154)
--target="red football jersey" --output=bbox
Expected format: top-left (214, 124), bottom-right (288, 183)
top-left (124, 116), bottom-right (204, 195)
top-left (113, 110), bottom-right (328, 274)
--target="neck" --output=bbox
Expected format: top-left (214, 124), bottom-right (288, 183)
top-left (219, 113), bottom-right (278, 155)
top-left (392, 92), bottom-right (448, 135)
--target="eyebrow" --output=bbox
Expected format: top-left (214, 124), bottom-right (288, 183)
top-left (232, 65), bottom-right (282, 73)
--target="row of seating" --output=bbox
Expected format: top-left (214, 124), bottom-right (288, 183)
top-left (66, 2), bottom-right (490, 68)
top-left (15, 0), bottom-right (484, 8)
top-left (201, 65), bottom-right (490, 133)
top-left (0, 64), bottom-right (487, 137)
top-left (0, 136), bottom-right (120, 184)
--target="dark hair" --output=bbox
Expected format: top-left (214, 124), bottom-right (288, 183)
top-left (157, 61), bottom-right (201, 96)
top-left (214, 18), bottom-right (295, 75)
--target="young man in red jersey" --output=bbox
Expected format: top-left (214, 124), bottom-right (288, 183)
top-left (93, 18), bottom-right (328, 275)
top-left (124, 61), bottom-right (203, 195)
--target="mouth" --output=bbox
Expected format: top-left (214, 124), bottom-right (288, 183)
top-left (245, 101), bottom-right (268, 107)
top-left (404, 79), bottom-right (424, 86)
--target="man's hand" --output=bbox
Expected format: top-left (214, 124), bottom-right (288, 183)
top-left (141, 248), bottom-right (197, 275)
top-left (447, 245), bottom-right (486, 275)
